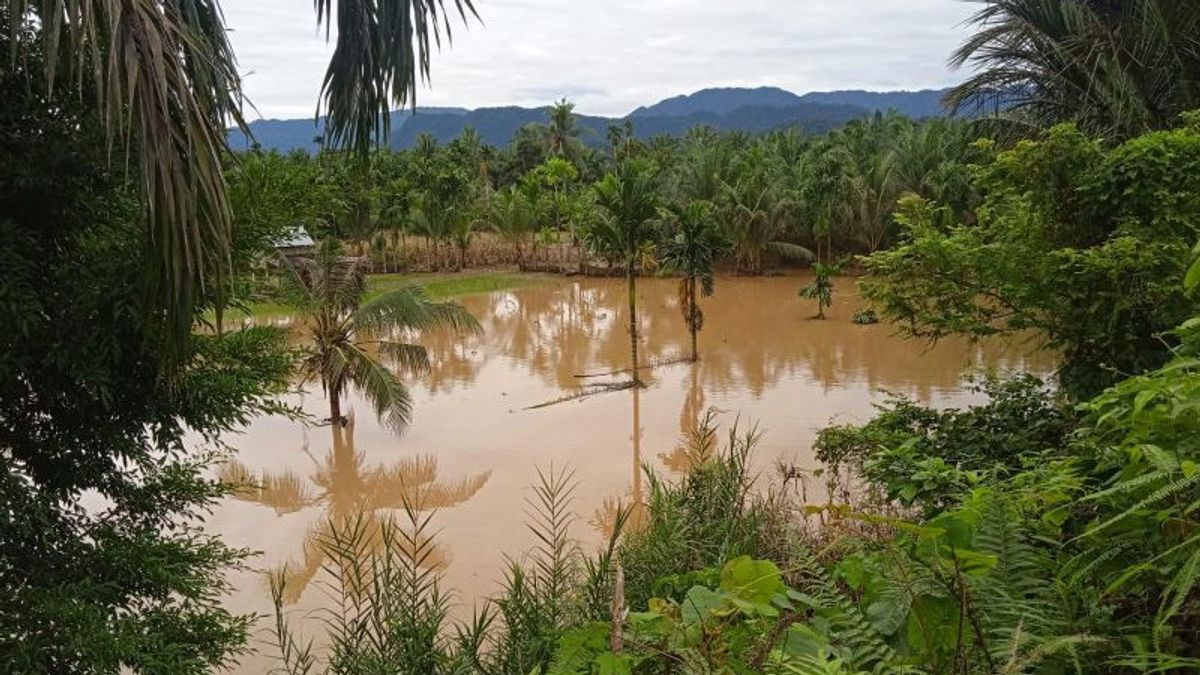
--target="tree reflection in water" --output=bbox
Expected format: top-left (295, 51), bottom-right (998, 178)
top-left (590, 385), bottom-right (650, 538)
top-left (447, 276), bottom-right (1050, 402)
top-left (220, 417), bottom-right (490, 603)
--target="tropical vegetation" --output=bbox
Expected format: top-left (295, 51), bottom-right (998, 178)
top-left (799, 260), bottom-right (845, 320)
top-left (8, 0), bottom-right (1200, 671)
top-left (659, 200), bottom-right (732, 361)
top-left (283, 240), bottom-right (480, 430)
top-left (588, 160), bottom-right (662, 384)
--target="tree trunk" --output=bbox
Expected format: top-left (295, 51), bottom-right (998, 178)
top-left (575, 227), bottom-right (585, 274)
top-left (329, 388), bottom-right (342, 427)
top-left (627, 267), bottom-right (641, 386)
top-left (689, 276), bottom-right (699, 362)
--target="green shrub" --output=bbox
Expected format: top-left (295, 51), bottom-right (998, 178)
top-left (814, 376), bottom-right (1072, 513)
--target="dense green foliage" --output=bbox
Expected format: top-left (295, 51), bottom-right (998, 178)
top-left (12, 0), bottom-right (1200, 670)
top-left (863, 122), bottom-right (1200, 397)
top-left (0, 31), bottom-right (293, 672)
top-left (223, 111), bottom-right (982, 285)
top-left (948, 0), bottom-right (1200, 140)
top-left (814, 376), bottom-right (1072, 515)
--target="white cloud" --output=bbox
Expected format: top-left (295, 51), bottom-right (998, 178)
top-left (221, 0), bottom-right (977, 120)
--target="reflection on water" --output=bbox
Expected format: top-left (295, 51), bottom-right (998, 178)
top-left (220, 418), bottom-right (489, 604)
top-left (212, 275), bottom-right (1051, 673)
top-left (415, 276), bottom-right (1048, 398)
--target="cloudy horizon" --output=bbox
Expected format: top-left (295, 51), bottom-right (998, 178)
top-left (223, 0), bottom-right (979, 121)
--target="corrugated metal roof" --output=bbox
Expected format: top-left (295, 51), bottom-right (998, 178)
top-left (275, 225), bottom-right (315, 249)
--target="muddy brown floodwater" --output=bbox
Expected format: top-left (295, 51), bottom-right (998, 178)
top-left (207, 274), bottom-right (1051, 671)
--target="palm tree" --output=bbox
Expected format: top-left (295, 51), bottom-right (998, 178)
top-left (674, 138), bottom-right (734, 204)
top-left (723, 149), bottom-right (814, 274)
top-left (946, 0), bottom-right (1200, 139)
top-left (659, 201), bottom-right (731, 361)
top-left (544, 98), bottom-right (584, 159)
top-left (589, 160), bottom-right (661, 386)
top-left (7, 0), bottom-right (476, 349)
top-left (833, 116), bottom-right (903, 253)
top-left (799, 260), bottom-right (845, 320)
top-left (283, 239), bottom-right (480, 431)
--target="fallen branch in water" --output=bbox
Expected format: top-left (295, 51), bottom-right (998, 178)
top-left (524, 380), bottom-right (637, 409)
top-left (574, 356), bottom-right (692, 379)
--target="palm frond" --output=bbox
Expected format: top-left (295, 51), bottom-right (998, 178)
top-left (10, 0), bottom-right (245, 353)
top-left (377, 340), bottom-right (432, 375)
top-left (314, 0), bottom-right (479, 156)
top-left (352, 284), bottom-right (481, 336)
top-left (767, 241), bottom-right (816, 262)
top-left (343, 342), bottom-right (414, 432)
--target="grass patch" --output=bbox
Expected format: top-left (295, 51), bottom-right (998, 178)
top-left (365, 272), bottom-right (541, 302)
top-left (213, 272), bottom-right (545, 321)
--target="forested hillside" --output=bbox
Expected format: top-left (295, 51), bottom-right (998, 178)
top-left (229, 86), bottom-right (951, 152)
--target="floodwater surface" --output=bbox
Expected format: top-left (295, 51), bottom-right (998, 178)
top-left (208, 275), bottom-right (1050, 670)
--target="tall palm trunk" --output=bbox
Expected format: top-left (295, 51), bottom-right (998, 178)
top-left (329, 387), bottom-right (342, 426)
top-left (688, 276), bottom-right (699, 362)
top-left (627, 264), bottom-right (641, 386)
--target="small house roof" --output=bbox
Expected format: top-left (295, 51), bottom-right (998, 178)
top-left (274, 225), bottom-right (315, 249)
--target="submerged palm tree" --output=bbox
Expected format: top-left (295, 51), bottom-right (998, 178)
top-left (799, 260), bottom-right (845, 320)
top-left (284, 239), bottom-right (480, 430)
top-left (660, 201), bottom-right (731, 362)
top-left (589, 160), bottom-right (661, 386)
top-left (7, 0), bottom-right (476, 348)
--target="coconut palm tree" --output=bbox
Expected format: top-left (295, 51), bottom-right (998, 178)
top-left (589, 160), bottom-right (661, 386)
top-left (722, 149), bottom-right (814, 274)
top-left (659, 201), bottom-right (731, 361)
top-left (6, 0), bottom-right (476, 348)
top-left (284, 239), bottom-right (480, 431)
top-left (946, 0), bottom-right (1200, 139)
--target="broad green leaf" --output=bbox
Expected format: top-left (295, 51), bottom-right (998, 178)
top-left (682, 585), bottom-right (730, 625)
top-left (779, 624), bottom-right (831, 659)
top-left (720, 556), bottom-right (785, 603)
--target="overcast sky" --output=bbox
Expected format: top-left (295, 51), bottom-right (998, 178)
top-left (223, 0), bottom-right (978, 121)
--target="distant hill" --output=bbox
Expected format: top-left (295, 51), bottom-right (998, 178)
top-left (629, 86), bottom-right (806, 118)
top-left (228, 106), bottom-right (468, 152)
top-left (230, 86), bottom-right (954, 153)
top-left (796, 89), bottom-right (950, 118)
top-left (631, 87), bottom-right (950, 120)
top-left (387, 106), bottom-right (613, 148)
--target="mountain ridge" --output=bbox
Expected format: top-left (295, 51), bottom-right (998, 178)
top-left (229, 86), bottom-right (952, 153)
